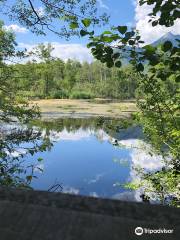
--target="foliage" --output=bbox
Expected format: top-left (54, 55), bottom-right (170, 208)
top-left (0, 22), bottom-right (52, 188)
top-left (69, 90), bottom-right (94, 99)
top-left (11, 53), bottom-right (139, 100)
top-left (125, 166), bottom-right (180, 206)
top-left (79, 4), bottom-right (180, 206)
top-left (139, 0), bottom-right (180, 27)
top-left (51, 90), bottom-right (70, 99)
top-left (32, 117), bottom-right (135, 138)
top-left (0, 0), bottom-right (109, 39)
top-left (29, 43), bottom-right (55, 97)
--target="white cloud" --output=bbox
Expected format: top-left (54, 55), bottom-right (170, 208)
top-left (45, 128), bottom-right (109, 142)
top-left (89, 192), bottom-right (99, 198)
top-left (112, 191), bottom-right (136, 202)
top-left (134, 0), bottom-right (180, 44)
top-left (119, 139), bottom-right (164, 171)
top-left (4, 24), bottom-right (28, 33)
top-left (52, 42), bottom-right (93, 63)
top-left (18, 42), bottom-right (93, 63)
top-left (62, 186), bottom-right (80, 195)
top-left (5, 148), bottom-right (27, 158)
top-left (97, 0), bottom-right (109, 10)
top-left (119, 139), bottom-right (165, 202)
top-left (48, 129), bottom-right (93, 141)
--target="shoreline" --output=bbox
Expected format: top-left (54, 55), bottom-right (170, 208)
top-left (30, 99), bottom-right (138, 120)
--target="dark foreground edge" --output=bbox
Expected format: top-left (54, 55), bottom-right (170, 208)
top-left (0, 188), bottom-right (179, 240)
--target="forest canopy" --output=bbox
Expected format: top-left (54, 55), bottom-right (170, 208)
top-left (11, 54), bottom-right (138, 100)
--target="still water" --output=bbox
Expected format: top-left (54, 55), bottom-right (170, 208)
top-left (21, 118), bottom-right (163, 202)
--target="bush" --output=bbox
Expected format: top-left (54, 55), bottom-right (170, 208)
top-left (17, 91), bottom-right (44, 100)
top-left (51, 90), bottom-right (69, 99)
top-left (69, 91), bottom-right (94, 99)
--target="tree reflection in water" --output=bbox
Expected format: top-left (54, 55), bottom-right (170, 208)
top-left (0, 117), bottom-right (133, 189)
top-left (0, 123), bottom-right (52, 188)
top-left (3, 117), bottom-right (176, 207)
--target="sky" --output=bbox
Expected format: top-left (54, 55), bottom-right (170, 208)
top-left (1, 0), bottom-right (180, 63)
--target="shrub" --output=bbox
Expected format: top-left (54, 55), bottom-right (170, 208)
top-left (51, 90), bottom-right (69, 99)
top-left (17, 91), bottom-right (44, 100)
top-left (69, 91), bottom-right (94, 99)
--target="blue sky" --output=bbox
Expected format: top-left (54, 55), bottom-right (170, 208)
top-left (1, 0), bottom-right (180, 62)
top-left (2, 0), bottom-right (135, 44)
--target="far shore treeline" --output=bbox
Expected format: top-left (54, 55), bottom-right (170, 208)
top-left (11, 56), bottom-right (177, 101)
top-left (12, 57), bottom-right (137, 100)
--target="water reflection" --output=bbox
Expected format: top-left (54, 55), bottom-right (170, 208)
top-left (1, 117), bottom-right (163, 202)
top-left (116, 139), bottom-right (164, 202)
top-left (25, 117), bottom-right (162, 202)
top-left (0, 122), bottom-right (52, 189)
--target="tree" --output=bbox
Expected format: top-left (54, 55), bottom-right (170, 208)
top-left (0, 22), bottom-right (51, 188)
top-left (11, 57), bottom-right (139, 100)
top-left (0, 0), bottom-right (109, 39)
top-left (30, 43), bottom-right (55, 97)
top-left (139, 0), bottom-right (180, 27)
top-left (73, 0), bottom-right (180, 205)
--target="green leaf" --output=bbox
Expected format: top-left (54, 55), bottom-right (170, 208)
top-left (80, 30), bottom-right (89, 37)
top-left (101, 36), bottom-right (113, 43)
top-left (87, 42), bottom-right (97, 48)
top-left (69, 22), bottom-right (79, 29)
top-left (143, 45), bottom-right (156, 55)
top-left (82, 18), bottom-right (91, 27)
top-left (129, 40), bottom-right (135, 45)
top-left (156, 71), bottom-right (166, 81)
top-left (89, 31), bottom-right (94, 36)
top-left (163, 41), bottom-right (173, 52)
top-left (115, 61), bottom-right (122, 68)
top-left (101, 58), bottom-right (107, 63)
top-left (125, 31), bottom-right (135, 39)
top-left (104, 46), bottom-right (113, 54)
top-left (106, 60), bottom-right (114, 68)
top-left (93, 48), bottom-right (103, 58)
top-left (111, 34), bottom-right (120, 41)
top-left (26, 175), bottom-right (32, 182)
top-left (137, 63), bottom-right (144, 72)
top-left (175, 74), bottom-right (180, 83)
top-left (117, 26), bottom-right (127, 34)
top-left (67, 15), bottom-right (77, 21)
top-left (149, 55), bottom-right (159, 66)
top-left (38, 157), bottom-right (43, 162)
top-left (103, 31), bottom-right (112, 35)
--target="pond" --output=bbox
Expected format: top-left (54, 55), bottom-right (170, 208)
top-left (1, 117), bottom-right (163, 202)
top-left (19, 117), bottom-right (163, 202)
